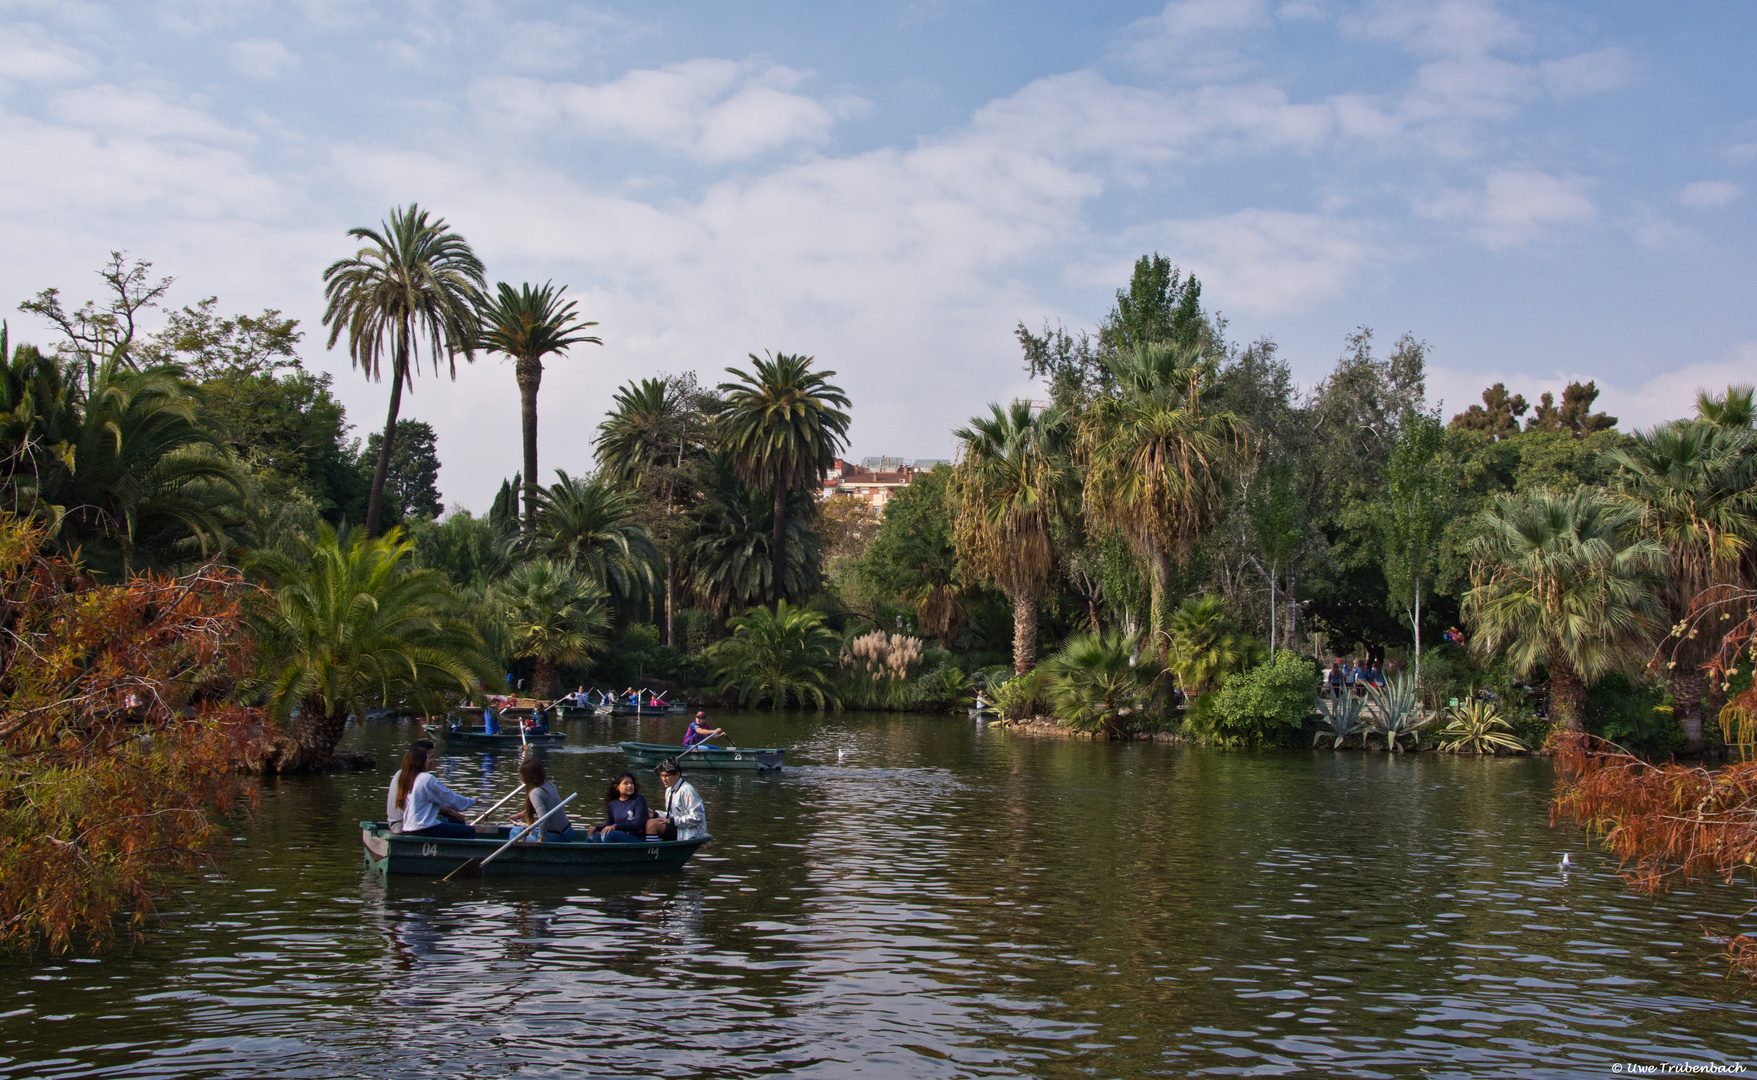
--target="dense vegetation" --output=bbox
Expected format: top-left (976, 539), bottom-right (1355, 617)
top-left (2, 214), bottom-right (1753, 953)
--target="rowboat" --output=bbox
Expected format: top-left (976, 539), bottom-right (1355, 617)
top-left (608, 702), bottom-right (688, 717)
top-left (435, 725), bottom-right (566, 748)
top-left (360, 821), bottom-right (709, 877)
top-left (620, 740), bottom-right (786, 770)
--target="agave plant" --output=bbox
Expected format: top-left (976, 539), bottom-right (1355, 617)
top-left (1438, 696), bottom-right (1526, 755)
top-left (1314, 690), bottom-right (1369, 749)
top-left (1366, 673), bottom-right (1432, 752)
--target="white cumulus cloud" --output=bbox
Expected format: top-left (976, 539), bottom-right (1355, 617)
top-left (1420, 170), bottom-right (1595, 249)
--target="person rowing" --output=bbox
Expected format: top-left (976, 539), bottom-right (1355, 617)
top-left (682, 711), bottom-right (724, 750)
top-left (513, 756), bottom-right (572, 842)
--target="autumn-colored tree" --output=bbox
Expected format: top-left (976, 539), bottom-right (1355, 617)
top-left (0, 514), bottom-right (262, 954)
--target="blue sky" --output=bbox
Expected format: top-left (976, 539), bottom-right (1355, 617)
top-left (2, 0), bottom-right (1753, 511)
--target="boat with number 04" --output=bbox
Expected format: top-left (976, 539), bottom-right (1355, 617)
top-left (360, 822), bottom-right (710, 877)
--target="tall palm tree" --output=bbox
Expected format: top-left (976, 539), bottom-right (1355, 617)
top-left (488, 558), bottom-right (611, 700)
top-left (1605, 421), bottom-right (1757, 751)
top-left (715, 352), bottom-right (850, 606)
top-left (595, 376), bottom-right (710, 643)
top-left (322, 204), bottom-right (484, 537)
top-left (688, 460), bottom-right (820, 616)
top-left (522, 470), bottom-right (661, 612)
top-left (257, 524), bottom-right (494, 771)
top-left (1080, 341), bottom-right (1245, 658)
top-left (950, 401), bottom-right (1073, 674)
top-left (476, 281), bottom-right (601, 533)
top-left (1463, 488), bottom-right (1669, 732)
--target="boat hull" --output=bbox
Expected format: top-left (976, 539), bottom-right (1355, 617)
top-left (439, 727), bottom-right (566, 748)
top-left (608, 703), bottom-right (688, 716)
top-left (360, 822), bottom-right (708, 877)
top-left (619, 741), bottom-right (786, 770)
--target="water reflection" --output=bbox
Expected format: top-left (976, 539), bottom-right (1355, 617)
top-left (1, 711), bottom-right (1753, 1078)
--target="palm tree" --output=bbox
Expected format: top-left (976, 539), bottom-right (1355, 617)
top-left (715, 353), bottom-right (850, 606)
top-left (950, 401), bottom-right (1073, 674)
top-left (522, 470), bottom-right (661, 613)
top-left (1042, 630), bottom-right (1160, 737)
top-left (1605, 421), bottom-right (1757, 751)
top-left (488, 558), bottom-right (611, 700)
top-left (688, 459), bottom-right (819, 616)
top-left (1463, 488), bottom-right (1669, 732)
top-left (1696, 383), bottom-right (1756, 429)
top-left (1080, 341), bottom-right (1245, 658)
top-left (709, 600), bottom-right (840, 710)
top-left (1165, 594), bottom-right (1263, 697)
top-left (257, 524), bottom-right (494, 771)
top-left (322, 204), bottom-right (484, 537)
top-left (476, 282), bottom-right (601, 534)
top-left (595, 376), bottom-right (710, 643)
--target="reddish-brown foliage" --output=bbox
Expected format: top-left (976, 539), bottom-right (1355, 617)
top-left (0, 514), bottom-right (265, 954)
top-left (1552, 729), bottom-right (1757, 975)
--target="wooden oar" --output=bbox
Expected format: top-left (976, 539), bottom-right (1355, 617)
top-left (467, 783), bottom-right (527, 826)
top-left (439, 793), bottom-right (577, 882)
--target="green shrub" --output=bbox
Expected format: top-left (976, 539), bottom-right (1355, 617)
top-left (915, 664), bottom-right (972, 712)
top-left (1584, 670), bottom-right (1678, 759)
top-left (1184, 650), bottom-right (1318, 747)
top-left (1042, 631), bottom-right (1159, 735)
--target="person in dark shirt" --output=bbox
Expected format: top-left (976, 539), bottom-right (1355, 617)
top-left (583, 773), bottom-right (648, 843)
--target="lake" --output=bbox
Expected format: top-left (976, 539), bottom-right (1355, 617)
top-left (2, 711), bottom-right (1752, 1078)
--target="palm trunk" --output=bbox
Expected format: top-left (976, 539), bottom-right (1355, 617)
top-left (1671, 666), bottom-right (1706, 754)
top-left (1550, 661), bottom-right (1586, 732)
top-left (1012, 592), bottom-right (1038, 674)
top-left (284, 703), bottom-right (349, 772)
top-left (771, 479), bottom-right (787, 608)
top-left (1268, 558), bottom-right (1277, 654)
top-left (365, 346), bottom-right (407, 538)
top-left (534, 656), bottom-right (557, 701)
top-left (665, 555), bottom-right (676, 648)
top-left (517, 356), bottom-right (542, 534)
top-left (1150, 547), bottom-right (1172, 664)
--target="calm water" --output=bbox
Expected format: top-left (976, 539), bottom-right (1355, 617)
top-left (2, 712), bottom-right (1753, 1078)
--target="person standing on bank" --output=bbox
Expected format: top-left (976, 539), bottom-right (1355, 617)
top-left (646, 758), bottom-right (706, 841)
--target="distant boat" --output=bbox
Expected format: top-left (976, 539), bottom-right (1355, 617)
top-left (619, 741), bottom-right (786, 770)
top-left (609, 701), bottom-right (688, 717)
top-left (360, 821), bottom-right (708, 877)
top-left (432, 712), bottom-right (564, 748)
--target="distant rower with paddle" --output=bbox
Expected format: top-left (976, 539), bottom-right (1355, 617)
top-left (682, 711), bottom-right (724, 749)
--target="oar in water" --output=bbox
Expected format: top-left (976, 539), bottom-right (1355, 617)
top-left (467, 783), bottom-right (528, 826)
top-left (439, 793), bottom-right (577, 882)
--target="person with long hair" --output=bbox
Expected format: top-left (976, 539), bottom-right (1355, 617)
top-left (513, 756), bottom-right (572, 842)
top-left (582, 772), bottom-right (647, 843)
top-left (385, 738), bottom-right (435, 833)
top-left (397, 747), bottom-right (476, 838)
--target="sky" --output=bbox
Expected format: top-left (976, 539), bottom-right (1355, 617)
top-left (2, 0), bottom-right (1753, 512)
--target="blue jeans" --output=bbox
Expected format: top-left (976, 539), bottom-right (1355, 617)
top-left (407, 821), bottom-right (475, 839)
top-left (542, 825), bottom-right (574, 843)
top-left (593, 829), bottom-right (644, 843)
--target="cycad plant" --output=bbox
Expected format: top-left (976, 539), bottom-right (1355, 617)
top-left (476, 281), bottom-right (602, 534)
top-left (1437, 697), bottom-right (1526, 755)
top-left (256, 524), bottom-right (494, 770)
top-left (950, 401), bottom-right (1073, 673)
top-left (1080, 341), bottom-right (1245, 658)
top-left (715, 353), bottom-right (850, 606)
top-left (488, 558), bottom-right (611, 700)
top-left (709, 600), bottom-right (841, 710)
top-left (322, 204), bottom-right (484, 536)
top-left (1463, 488), bottom-right (1669, 731)
top-left (1365, 673), bottom-right (1430, 752)
top-left (1042, 630), bottom-right (1160, 737)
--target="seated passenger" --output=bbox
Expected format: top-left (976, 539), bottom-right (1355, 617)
top-left (397, 748), bottom-right (477, 838)
top-left (647, 757), bottom-right (706, 841)
top-left (682, 711), bottom-right (724, 749)
top-left (514, 756), bottom-right (572, 842)
top-left (582, 773), bottom-right (648, 843)
top-left (385, 737), bottom-right (436, 833)
top-left (483, 705), bottom-right (500, 735)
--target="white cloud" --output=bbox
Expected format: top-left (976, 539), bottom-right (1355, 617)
top-left (1680, 180), bottom-right (1742, 208)
top-left (1633, 221), bottom-right (1693, 249)
top-left (1419, 170), bottom-right (1594, 249)
top-left (0, 22), bottom-right (97, 82)
top-left (1344, 0), bottom-right (1523, 59)
top-left (467, 60), bottom-right (859, 162)
top-left (1539, 48), bottom-right (1633, 99)
top-left (226, 38), bottom-right (300, 80)
top-left (1115, 209), bottom-right (1387, 315)
top-left (45, 83), bottom-right (248, 145)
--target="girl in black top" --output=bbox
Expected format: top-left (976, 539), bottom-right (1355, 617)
top-left (585, 772), bottom-right (648, 843)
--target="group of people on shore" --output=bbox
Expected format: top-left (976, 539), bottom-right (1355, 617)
top-left (385, 739), bottom-right (707, 844)
top-left (1325, 658), bottom-right (1385, 698)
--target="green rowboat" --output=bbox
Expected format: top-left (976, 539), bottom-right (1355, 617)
top-left (619, 741), bottom-right (787, 770)
top-left (360, 822), bottom-right (708, 877)
top-left (435, 725), bottom-right (565, 749)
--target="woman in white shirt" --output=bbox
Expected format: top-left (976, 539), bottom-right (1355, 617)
top-left (394, 748), bottom-right (477, 839)
top-left (647, 758), bottom-right (707, 842)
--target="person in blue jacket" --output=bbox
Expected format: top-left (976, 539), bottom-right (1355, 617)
top-left (583, 773), bottom-right (648, 843)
